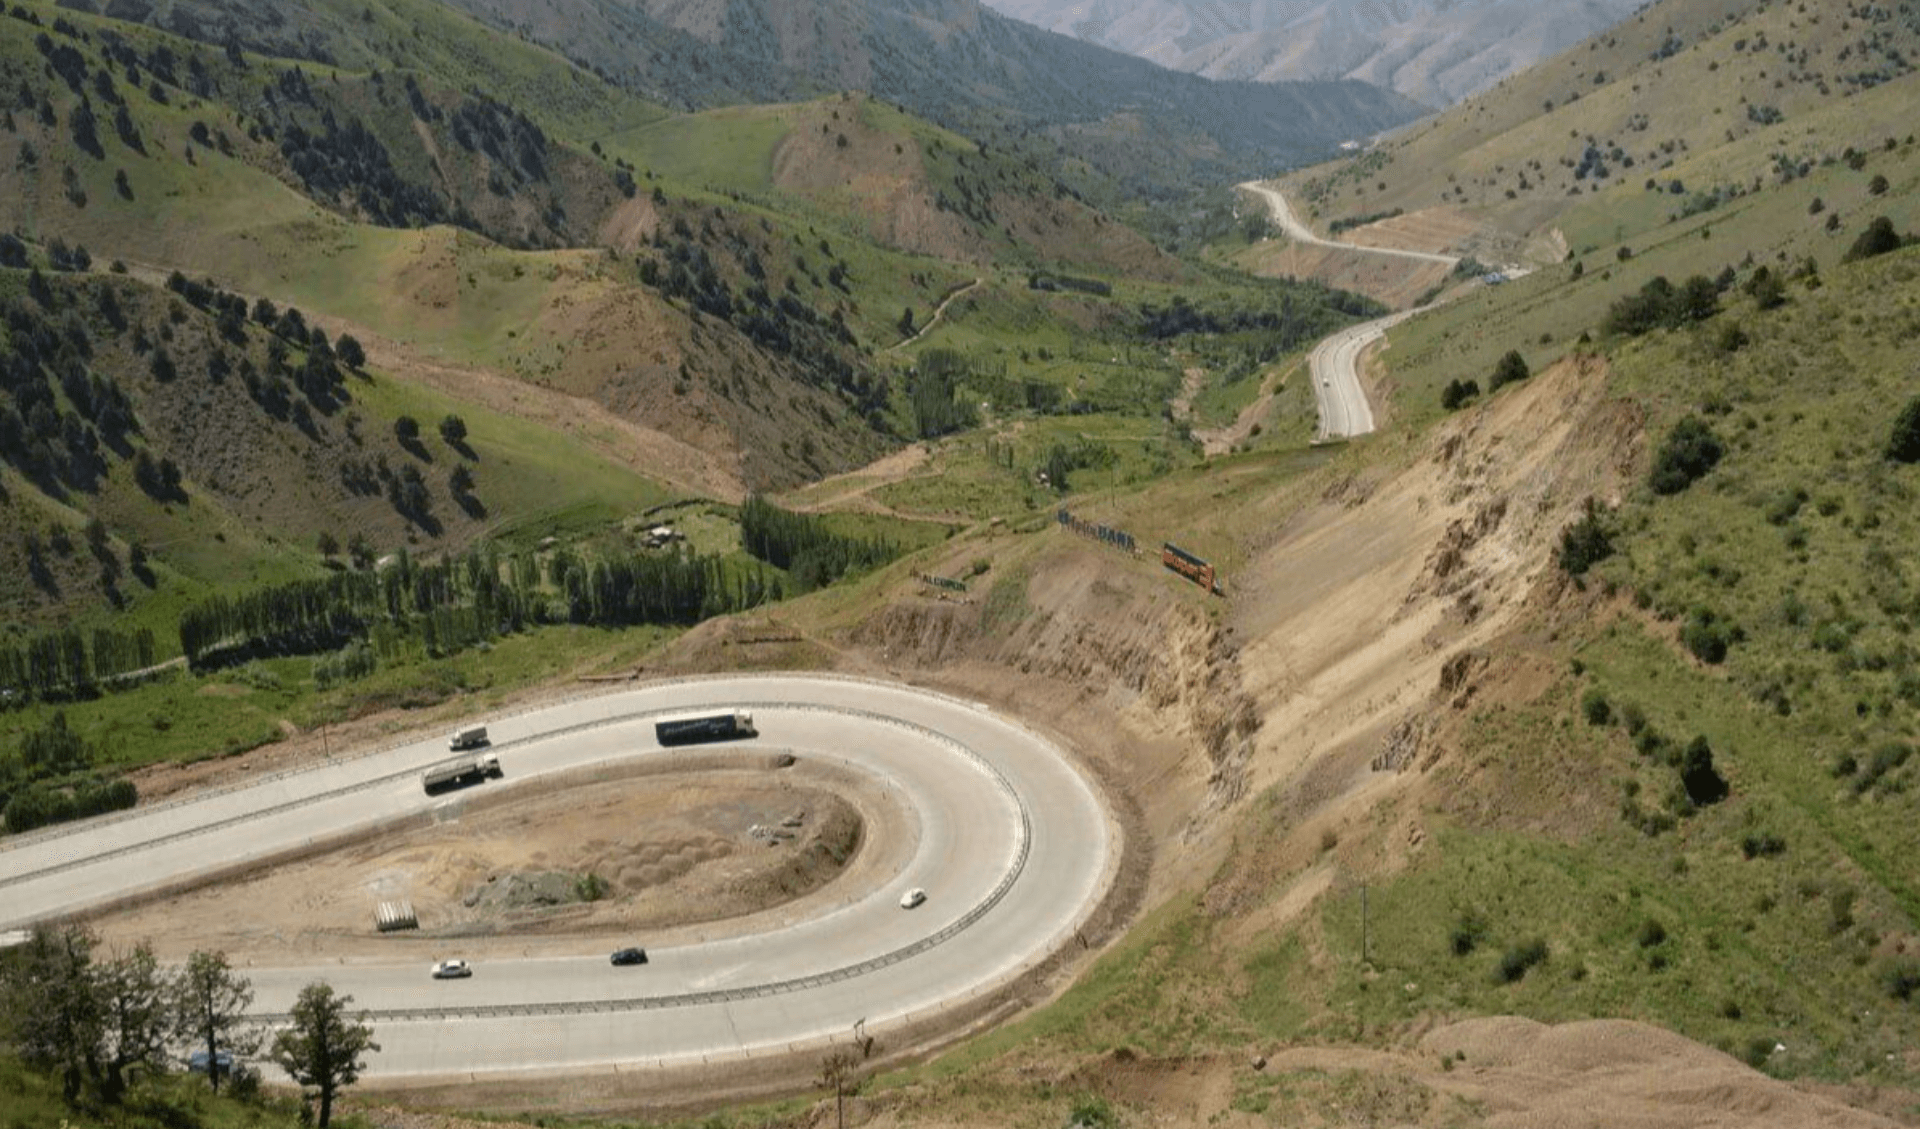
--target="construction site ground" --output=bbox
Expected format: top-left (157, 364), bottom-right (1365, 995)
top-left (91, 765), bottom-right (892, 964)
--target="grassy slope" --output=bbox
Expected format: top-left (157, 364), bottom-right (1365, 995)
top-left (1283, 0), bottom-right (1919, 244)
top-left (0, 266), bottom-right (680, 638)
top-left (1281, 222), bottom-right (1920, 1076)
top-left (680, 23), bottom-right (1920, 1127)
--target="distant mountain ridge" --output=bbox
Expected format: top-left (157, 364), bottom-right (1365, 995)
top-left (979, 0), bottom-right (1646, 107)
top-left (431, 0), bottom-right (1426, 196)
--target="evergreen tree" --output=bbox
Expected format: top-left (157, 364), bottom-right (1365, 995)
top-left (172, 950), bottom-right (258, 1094)
top-left (271, 983), bottom-right (378, 1129)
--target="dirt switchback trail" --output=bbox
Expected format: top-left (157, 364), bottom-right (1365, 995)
top-left (891, 278), bottom-right (983, 351)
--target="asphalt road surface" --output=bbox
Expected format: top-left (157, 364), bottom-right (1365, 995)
top-left (1238, 181), bottom-right (1457, 440)
top-left (0, 675), bottom-right (1113, 1078)
top-left (1307, 307), bottom-right (1426, 439)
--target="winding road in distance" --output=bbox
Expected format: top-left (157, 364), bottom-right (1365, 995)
top-left (1239, 180), bottom-right (1458, 440)
top-left (0, 675), bottom-right (1114, 1078)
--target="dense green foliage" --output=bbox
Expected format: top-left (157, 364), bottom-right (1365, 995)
top-left (906, 350), bottom-right (981, 439)
top-left (0, 624), bottom-right (156, 700)
top-left (0, 924), bottom-right (257, 1106)
top-left (0, 712), bottom-right (137, 833)
top-left (1887, 396), bottom-right (1920, 463)
top-left (740, 495), bottom-right (901, 593)
top-left (1440, 377), bottom-right (1480, 410)
top-left (1604, 275), bottom-right (1721, 337)
top-left (177, 541), bottom-right (777, 673)
top-left (1842, 216), bottom-right (1906, 262)
top-left (1488, 349), bottom-right (1531, 392)
top-left (1556, 499), bottom-right (1615, 577)
top-left (270, 983), bottom-right (376, 1129)
top-left (1648, 416), bottom-right (1725, 495)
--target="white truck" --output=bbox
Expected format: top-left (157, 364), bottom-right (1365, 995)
top-left (448, 725), bottom-right (489, 751)
top-left (422, 752), bottom-right (500, 792)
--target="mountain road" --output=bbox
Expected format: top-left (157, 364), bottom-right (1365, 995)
top-left (1240, 181), bottom-right (1456, 439)
top-left (0, 675), bottom-right (1114, 1079)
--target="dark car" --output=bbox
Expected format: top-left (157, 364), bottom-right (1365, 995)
top-left (187, 1050), bottom-right (234, 1077)
top-left (610, 946), bottom-right (648, 966)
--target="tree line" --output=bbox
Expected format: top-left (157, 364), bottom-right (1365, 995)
top-left (1, 923), bottom-right (376, 1128)
top-left (740, 495), bottom-right (903, 593)
top-left (179, 538), bottom-right (786, 676)
top-left (0, 623), bottom-right (157, 701)
top-left (906, 349), bottom-right (980, 439)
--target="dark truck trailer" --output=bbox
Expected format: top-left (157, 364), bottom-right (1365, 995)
top-left (655, 710), bottom-right (756, 746)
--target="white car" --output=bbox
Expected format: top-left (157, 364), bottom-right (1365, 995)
top-left (430, 959), bottom-right (472, 979)
top-left (899, 888), bottom-right (927, 910)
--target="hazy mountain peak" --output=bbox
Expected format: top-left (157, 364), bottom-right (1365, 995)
top-left (981, 0), bottom-right (1647, 106)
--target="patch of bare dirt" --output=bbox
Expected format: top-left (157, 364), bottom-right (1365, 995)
top-left (92, 763), bottom-right (897, 962)
top-left (1237, 239), bottom-right (1454, 308)
top-left (783, 445), bottom-right (933, 516)
top-left (1340, 206), bottom-right (1479, 258)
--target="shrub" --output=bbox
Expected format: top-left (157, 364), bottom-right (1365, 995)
top-left (1604, 275), bottom-right (1719, 336)
top-left (1637, 918), bottom-right (1667, 947)
top-left (1581, 688), bottom-right (1612, 726)
top-left (1843, 216), bottom-right (1904, 262)
top-left (1852, 742), bottom-right (1912, 795)
top-left (1740, 832), bottom-right (1786, 859)
top-left (1489, 350), bottom-right (1530, 391)
top-left (1440, 378), bottom-right (1481, 410)
top-left (1069, 1096), bottom-right (1118, 1129)
top-left (1680, 735), bottom-right (1730, 806)
top-left (1557, 498), bottom-right (1614, 575)
top-left (1745, 267), bottom-right (1787, 309)
top-left (1888, 397), bottom-right (1920, 463)
top-left (1681, 607), bottom-right (1739, 664)
top-left (1494, 938), bottom-right (1550, 983)
top-left (1450, 913), bottom-right (1488, 956)
top-left (1650, 416), bottom-right (1724, 494)
top-left (1881, 957), bottom-right (1920, 1001)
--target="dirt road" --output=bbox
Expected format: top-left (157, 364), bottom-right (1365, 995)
top-left (1239, 181), bottom-right (1461, 267)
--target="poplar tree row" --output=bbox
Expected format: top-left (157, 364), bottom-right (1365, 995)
top-left (739, 495), bottom-right (901, 591)
top-left (0, 624), bottom-right (157, 700)
top-left (177, 541), bottom-right (784, 673)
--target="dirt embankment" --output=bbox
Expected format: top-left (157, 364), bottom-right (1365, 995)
top-left (849, 556), bottom-right (1259, 846)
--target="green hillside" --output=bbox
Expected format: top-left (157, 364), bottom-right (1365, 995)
top-left (1283, 0), bottom-right (1920, 259)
